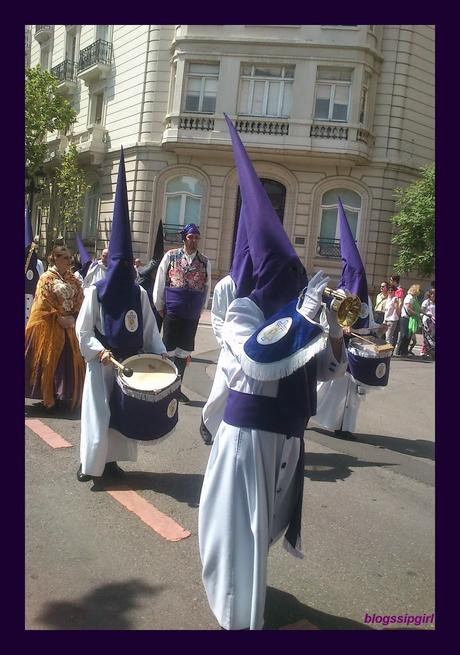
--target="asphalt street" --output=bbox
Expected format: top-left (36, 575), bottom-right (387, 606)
top-left (25, 316), bottom-right (435, 630)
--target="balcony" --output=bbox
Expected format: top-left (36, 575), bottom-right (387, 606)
top-left (309, 122), bottom-right (374, 162)
top-left (163, 113), bottom-right (373, 161)
top-left (51, 60), bottom-right (78, 95)
top-left (43, 134), bottom-right (68, 167)
top-left (316, 238), bottom-right (341, 259)
top-left (67, 125), bottom-right (108, 165)
top-left (77, 40), bottom-right (112, 85)
top-left (34, 25), bottom-right (54, 44)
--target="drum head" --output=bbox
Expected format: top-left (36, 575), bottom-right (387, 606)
top-left (120, 354), bottom-right (178, 391)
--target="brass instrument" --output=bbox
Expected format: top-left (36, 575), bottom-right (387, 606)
top-left (323, 287), bottom-right (362, 328)
top-left (25, 241), bottom-right (38, 275)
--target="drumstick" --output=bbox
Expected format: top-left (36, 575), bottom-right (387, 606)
top-left (350, 332), bottom-right (379, 346)
top-left (109, 355), bottom-right (134, 377)
top-left (350, 332), bottom-right (394, 353)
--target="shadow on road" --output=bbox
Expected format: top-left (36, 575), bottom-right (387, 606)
top-left (264, 587), bottom-right (372, 630)
top-left (25, 402), bottom-right (81, 421)
top-left (353, 433), bottom-right (435, 461)
top-left (309, 427), bottom-right (434, 461)
top-left (185, 400), bottom-right (206, 409)
top-left (191, 357), bottom-right (217, 366)
top-left (35, 579), bottom-right (160, 629)
top-left (95, 471), bottom-right (204, 508)
top-left (304, 452), bottom-right (393, 482)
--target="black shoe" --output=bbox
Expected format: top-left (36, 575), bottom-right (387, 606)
top-left (103, 461), bottom-right (125, 479)
top-left (178, 390), bottom-right (190, 403)
top-left (334, 430), bottom-right (357, 441)
top-left (77, 464), bottom-right (93, 482)
top-left (200, 418), bottom-right (213, 445)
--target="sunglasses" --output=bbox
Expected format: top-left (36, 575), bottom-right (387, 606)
top-left (55, 254), bottom-right (71, 260)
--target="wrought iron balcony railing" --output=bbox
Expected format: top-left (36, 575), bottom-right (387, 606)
top-left (236, 118), bottom-right (289, 136)
top-left (78, 39), bottom-right (113, 72)
top-left (310, 124), bottom-right (349, 140)
top-left (51, 60), bottom-right (77, 83)
top-left (317, 237), bottom-right (342, 258)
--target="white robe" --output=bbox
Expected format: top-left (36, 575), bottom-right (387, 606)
top-left (198, 297), bottom-right (348, 630)
top-left (311, 298), bottom-right (380, 434)
top-left (25, 259), bottom-right (44, 325)
top-left (76, 285), bottom-right (166, 477)
top-left (202, 275), bottom-right (236, 437)
top-left (82, 261), bottom-right (107, 293)
top-left (311, 373), bottom-right (363, 433)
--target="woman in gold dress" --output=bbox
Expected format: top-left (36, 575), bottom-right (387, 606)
top-left (25, 245), bottom-right (85, 411)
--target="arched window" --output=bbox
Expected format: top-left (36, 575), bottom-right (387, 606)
top-left (232, 179), bottom-right (286, 257)
top-left (318, 188), bottom-right (361, 257)
top-left (163, 176), bottom-right (204, 240)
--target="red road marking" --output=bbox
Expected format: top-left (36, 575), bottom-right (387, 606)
top-left (107, 487), bottom-right (191, 542)
top-left (25, 418), bottom-right (73, 449)
top-left (25, 418), bottom-right (191, 542)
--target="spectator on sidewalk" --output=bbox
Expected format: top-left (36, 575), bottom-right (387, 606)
top-left (389, 274), bottom-right (405, 348)
top-left (421, 288), bottom-right (435, 357)
top-left (373, 281), bottom-right (388, 324)
top-left (384, 285), bottom-right (400, 346)
top-left (395, 284), bottom-right (421, 357)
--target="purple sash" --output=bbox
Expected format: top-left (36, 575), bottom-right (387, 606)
top-left (165, 287), bottom-right (204, 320)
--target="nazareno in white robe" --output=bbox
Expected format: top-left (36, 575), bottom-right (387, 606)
top-left (25, 259), bottom-right (44, 325)
top-left (202, 275), bottom-right (236, 437)
top-left (310, 297), bottom-right (382, 434)
top-left (76, 285), bottom-right (166, 477)
top-left (82, 261), bottom-right (107, 294)
top-left (198, 297), bottom-right (348, 630)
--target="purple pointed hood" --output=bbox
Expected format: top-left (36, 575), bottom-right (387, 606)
top-left (224, 114), bottom-right (306, 317)
top-left (25, 207), bottom-right (40, 295)
top-left (153, 220), bottom-right (164, 261)
top-left (75, 233), bottom-right (92, 278)
top-left (137, 220), bottom-right (164, 292)
top-left (337, 197), bottom-right (369, 330)
top-left (96, 148), bottom-right (143, 356)
top-left (25, 207), bottom-right (33, 249)
top-left (229, 206), bottom-right (254, 299)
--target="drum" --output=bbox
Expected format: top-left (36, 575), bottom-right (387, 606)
top-left (109, 354), bottom-right (180, 441)
top-left (347, 337), bottom-right (393, 387)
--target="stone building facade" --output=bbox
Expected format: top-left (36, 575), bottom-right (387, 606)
top-left (28, 24), bottom-right (435, 292)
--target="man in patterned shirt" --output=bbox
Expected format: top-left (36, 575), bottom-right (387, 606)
top-left (153, 224), bottom-right (211, 402)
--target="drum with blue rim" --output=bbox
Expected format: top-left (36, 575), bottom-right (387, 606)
top-left (109, 354), bottom-right (180, 440)
top-left (347, 337), bottom-right (394, 387)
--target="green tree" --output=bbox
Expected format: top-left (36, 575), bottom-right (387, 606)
top-left (390, 164), bottom-right (435, 277)
top-left (55, 144), bottom-right (90, 241)
top-left (25, 65), bottom-right (76, 201)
